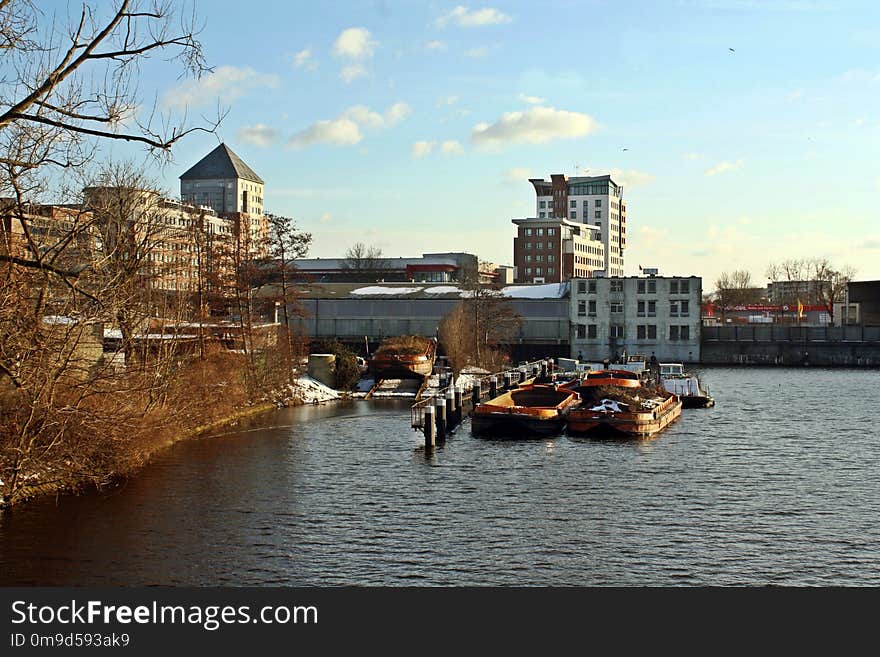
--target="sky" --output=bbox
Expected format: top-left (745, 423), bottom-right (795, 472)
top-left (101, 0), bottom-right (880, 288)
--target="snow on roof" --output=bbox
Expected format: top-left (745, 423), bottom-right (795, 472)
top-left (422, 285), bottom-right (461, 295)
top-left (499, 283), bottom-right (568, 299)
top-left (351, 286), bottom-right (424, 295)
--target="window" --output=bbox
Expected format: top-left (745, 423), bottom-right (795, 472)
top-left (539, 212), bottom-right (545, 218)
top-left (588, 280), bottom-right (596, 293)
top-left (595, 210), bottom-right (601, 219)
top-left (525, 242), bottom-right (533, 249)
top-left (638, 280), bottom-right (646, 294)
top-left (610, 325), bottom-right (624, 338)
top-left (578, 300), bottom-right (586, 316)
top-left (525, 228), bottom-right (533, 236)
top-left (670, 326), bottom-right (679, 341)
top-left (570, 212), bottom-right (577, 220)
top-left (536, 267), bottom-right (542, 275)
top-left (670, 280), bottom-right (679, 294)
top-left (570, 200), bottom-right (577, 208)
top-left (536, 242), bottom-right (543, 250)
top-left (548, 255), bottom-right (555, 263)
top-left (539, 201), bottom-right (546, 208)
top-left (576, 324), bottom-right (586, 339)
top-left (680, 280), bottom-right (690, 294)
top-left (547, 242), bottom-right (554, 250)
top-left (525, 255), bottom-right (532, 263)
top-left (670, 300), bottom-right (679, 316)
top-left (536, 254), bottom-right (544, 262)
top-left (637, 325), bottom-right (646, 340)
top-left (588, 300), bottom-right (597, 316)
top-left (681, 300), bottom-right (690, 316)
top-left (610, 280), bottom-right (623, 293)
top-left (610, 301), bottom-right (623, 313)
top-left (648, 300), bottom-right (656, 316)
top-left (548, 201), bottom-right (554, 209)
top-left (648, 325), bottom-right (657, 339)
top-left (548, 228), bottom-right (556, 236)
top-left (637, 300), bottom-right (645, 316)
top-left (537, 228), bottom-right (544, 236)
top-left (588, 324), bottom-right (598, 339)
top-left (525, 267), bottom-right (532, 275)
top-left (595, 199), bottom-right (602, 207)
top-left (577, 281), bottom-right (586, 294)
top-left (681, 325), bottom-right (690, 340)
top-left (648, 280), bottom-right (656, 294)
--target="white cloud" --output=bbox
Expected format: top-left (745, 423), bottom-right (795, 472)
top-left (162, 65), bottom-right (280, 109)
top-left (426, 40), bottom-right (447, 50)
top-left (412, 141), bottom-right (436, 158)
top-left (682, 152), bottom-right (704, 160)
top-left (237, 124), bottom-right (279, 147)
top-left (437, 95), bottom-right (460, 107)
top-left (519, 93), bottom-right (545, 104)
top-left (384, 102), bottom-right (412, 126)
top-left (289, 118), bottom-right (362, 148)
top-left (441, 140), bottom-right (464, 155)
top-left (436, 6), bottom-right (512, 28)
top-left (289, 102), bottom-right (411, 149)
top-left (705, 159), bottom-right (745, 176)
top-left (320, 213), bottom-right (333, 223)
top-left (333, 28), bottom-right (378, 60)
top-left (292, 48), bottom-right (316, 70)
top-left (471, 106), bottom-right (598, 146)
top-left (504, 167), bottom-right (531, 181)
top-left (605, 168), bottom-right (656, 188)
top-left (464, 46), bottom-right (490, 58)
top-left (340, 64), bottom-right (368, 83)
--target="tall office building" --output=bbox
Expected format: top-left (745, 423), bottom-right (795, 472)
top-left (180, 143), bottom-right (264, 217)
top-left (528, 174), bottom-right (626, 277)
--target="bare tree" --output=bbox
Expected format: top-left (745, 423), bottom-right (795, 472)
top-left (766, 257), bottom-right (855, 322)
top-left (341, 242), bottom-right (388, 280)
top-left (713, 269), bottom-right (762, 320)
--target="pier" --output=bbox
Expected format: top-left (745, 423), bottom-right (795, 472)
top-left (410, 359), bottom-right (557, 448)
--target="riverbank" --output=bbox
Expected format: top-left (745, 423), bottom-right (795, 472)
top-left (0, 372), bottom-right (343, 510)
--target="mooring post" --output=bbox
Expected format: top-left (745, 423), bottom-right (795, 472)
top-left (532, 365), bottom-right (539, 379)
top-left (439, 371), bottom-right (448, 391)
top-left (472, 381), bottom-right (481, 410)
top-left (489, 376), bottom-right (497, 399)
top-left (454, 385), bottom-right (463, 424)
top-left (423, 403), bottom-right (435, 448)
top-left (435, 396), bottom-right (446, 441)
top-left (519, 367), bottom-right (526, 383)
top-left (540, 361), bottom-right (547, 378)
top-left (445, 387), bottom-right (455, 430)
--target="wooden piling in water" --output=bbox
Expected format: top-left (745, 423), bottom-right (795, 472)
top-left (472, 381), bottom-right (481, 410)
top-left (435, 396), bottom-right (446, 441)
top-left (445, 388), bottom-right (455, 430)
top-left (423, 403), bottom-right (435, 448)
top-left (489, 376), bottom-right (497, 399)
top-left (454, 386), bottom-right (463, 425)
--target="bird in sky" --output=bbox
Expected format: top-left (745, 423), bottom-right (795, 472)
top-left (622, 148), bottom-right (628, 151)
top-left (729, 47), bottom-right (735, 52)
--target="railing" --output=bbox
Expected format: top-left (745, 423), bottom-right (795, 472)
top-left (410, 359), bottom-right (557, 429)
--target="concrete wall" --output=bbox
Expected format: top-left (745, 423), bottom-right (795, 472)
top-left (701, 325), bottom-right (880, 366)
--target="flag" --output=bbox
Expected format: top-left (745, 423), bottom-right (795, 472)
top-left (797, 299), bottom-right (804, 319)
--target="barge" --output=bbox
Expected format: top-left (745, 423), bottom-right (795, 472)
top-left (471, 384), bottom-right (580, 437)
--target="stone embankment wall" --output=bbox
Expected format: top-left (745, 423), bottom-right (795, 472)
top-left (701, 325), bottom-right (880, 366)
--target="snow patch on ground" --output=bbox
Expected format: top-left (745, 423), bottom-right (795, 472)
top-left (351, 286), bottom-right (424, 295)
top-left (289, 375), bottom-right (340, 404)
top-left (422, 285), bottom-right (461, 294)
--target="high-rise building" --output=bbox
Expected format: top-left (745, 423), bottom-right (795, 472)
top-left (180, 143), bottom-right (264, 216)
top-left (511, 217), bottom-right (605, 284)
top-left (528, 173), bottom-right (626, 276)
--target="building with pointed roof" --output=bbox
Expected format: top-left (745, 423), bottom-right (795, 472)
top-left (179, 143), bottom-right (264, 216)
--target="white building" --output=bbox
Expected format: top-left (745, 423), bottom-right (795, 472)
top-left (529, 173), bottom-right (626, 276)
top-left (570, 273), bottom-right (702, 363)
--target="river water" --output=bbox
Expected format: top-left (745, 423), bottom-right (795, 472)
top-left (1, 367), bottom-right (878, 586)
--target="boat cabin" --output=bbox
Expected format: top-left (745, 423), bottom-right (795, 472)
top-left (659, 363), bottom-right (684, 377)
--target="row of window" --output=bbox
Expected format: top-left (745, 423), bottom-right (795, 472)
top-left (524, 254), bottom-right (555, 263)
top-left (523, 241), bottom-right (555, 250)
top-left (574, 299), bottom-right (691, 317)
top-left (524, 267), bottom-right (554, 276)
top-left (574, 325), bottom-right (691, 341)
top-left (523, 227), bottom-right (556, 237)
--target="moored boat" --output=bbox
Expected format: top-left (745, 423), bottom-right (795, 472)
top-left (658, 363), bottom-right (715, 408)
top-left (566, 369), bottom-right (682, 437)
top-left (368, 336), bottom-right (436, 378)
top-left (472, 384), bottom-right (581, 437)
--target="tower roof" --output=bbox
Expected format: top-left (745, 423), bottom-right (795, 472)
top-left (179, 143), bottom-right (264, 184)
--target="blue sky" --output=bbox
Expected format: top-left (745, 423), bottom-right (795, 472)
top-left (114, 0), bottom-right (880, 287)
